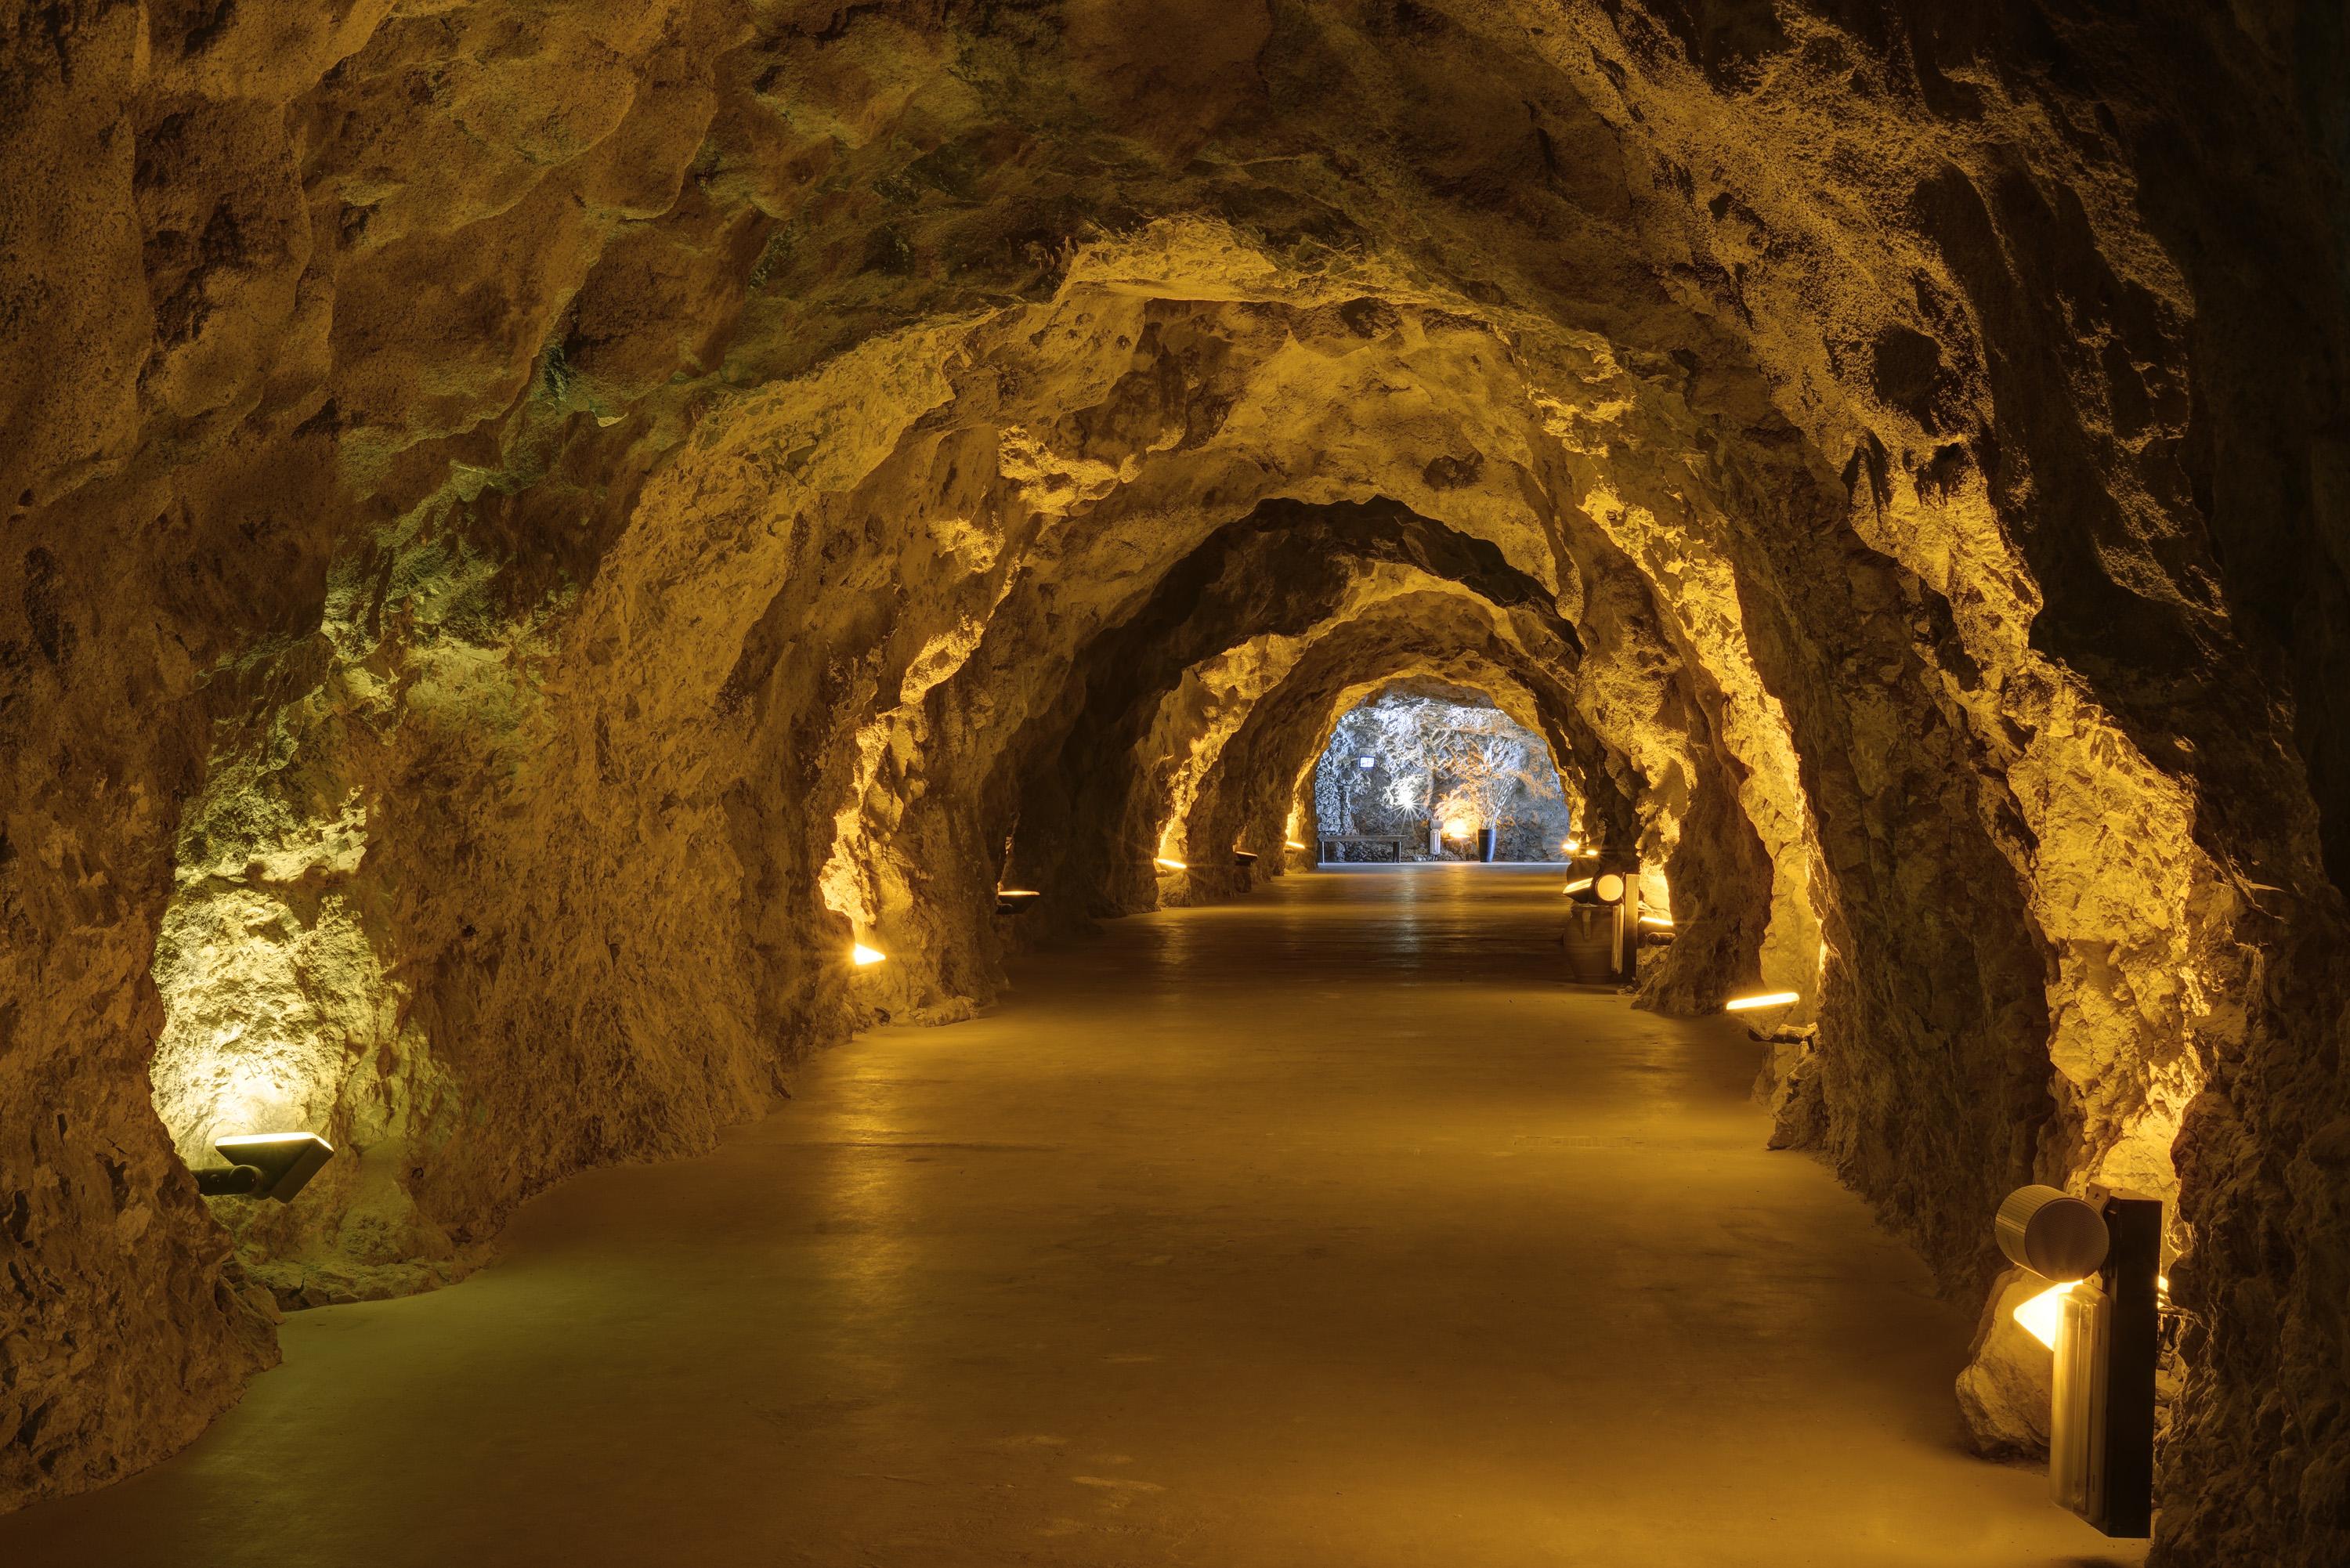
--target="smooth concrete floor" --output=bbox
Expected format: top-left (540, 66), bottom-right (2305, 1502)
top-left (5, 865), bottom-right (2149, 1567)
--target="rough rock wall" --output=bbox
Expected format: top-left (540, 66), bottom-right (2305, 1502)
top-left (3, 5), bottom-right (2348, 1563)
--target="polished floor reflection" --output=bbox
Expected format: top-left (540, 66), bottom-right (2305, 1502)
top-left (2, 866), bottom-right (2145, 1566)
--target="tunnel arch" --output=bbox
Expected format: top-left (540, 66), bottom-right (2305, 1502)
top-left (3, 7), bottom-right (2343, 1561)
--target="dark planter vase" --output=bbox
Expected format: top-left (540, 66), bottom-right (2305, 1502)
top-left (1477, 826), bottom-right (1498, 862)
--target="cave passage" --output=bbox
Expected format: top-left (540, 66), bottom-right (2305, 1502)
top-left (0, 869), bottom-right (2142, 1567)
top-left (7, 5), bottom-right (2350, 1562)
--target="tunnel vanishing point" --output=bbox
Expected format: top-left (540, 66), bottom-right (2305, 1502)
top-left (2, 2), bottom-right (2348, 1563)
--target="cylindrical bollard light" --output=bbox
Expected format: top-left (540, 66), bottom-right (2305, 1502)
top-left (1996, 1184), bottom-right (2111, 1281)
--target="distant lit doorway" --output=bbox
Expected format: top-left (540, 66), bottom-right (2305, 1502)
top-left (1311, 684), bottom-right (1573, 862)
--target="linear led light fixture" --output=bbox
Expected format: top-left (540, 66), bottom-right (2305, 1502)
top-left (1638, 913), bottom-right (1675, 928)
top-left (193, 1133), bottom-right (334, 1201)
top-left (852, 943), bottom-right (888, 966)
top-left (1232, 848), bottom-right (1259, 866)
top-left (1153, 857), bottom-right (1187, 872)
top-left (1284, 840), bottom-right (1307, 851)
top-left (994, 888), bottom-right (1041, 914)
top-left (1561, 877), bottom-right (1593, 894)
top-left (1723, 990), bottom-right (1800, 1011)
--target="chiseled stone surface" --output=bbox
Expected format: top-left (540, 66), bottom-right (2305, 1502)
top-left (2, 5), bottom-right (2345, 1563)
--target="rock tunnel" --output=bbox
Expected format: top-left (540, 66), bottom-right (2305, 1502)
top-left (2, 2), bottom-right (2347, 1563)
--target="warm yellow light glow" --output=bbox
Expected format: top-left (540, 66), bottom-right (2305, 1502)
top-left (996, 888), bottom-right (1039, 897)
top-left (1562, 839), bottom-right (1578, 852)
top-left (2013, 1280), bottom-right (2077, 1350)
top-left (852, 943), bottom-right (887, 966)
top-left (1285, 840), bottom-right (1307, 851)
top-left (1154, 857), bottom-right (1187, 872)
top-left (1639, 913), bottom-right (1675, 928)
top-left (1724, 990), bottom-right (1801, 1012)
top-left (1442, 818), bottom-right (1468, 838)
top-left (1563, 877), bottom-right (1593, 894)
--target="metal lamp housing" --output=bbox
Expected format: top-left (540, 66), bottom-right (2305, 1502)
top-left (197, 1132), bottom-right (335, 1202)
top-left (1995, 1184), bottom-right (2111, 1281)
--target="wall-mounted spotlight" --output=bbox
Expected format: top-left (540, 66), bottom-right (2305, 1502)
top-left (1153, 857), bottom-right (1187, 872)
top-left (1994, 1184), bottom-right (2111, 1281)
top-left (995, 889), bottom-right (1041, 915)
top-left (1563, 838), bottom-right (1578, 852)
top-left (1994, 1183), bottom-right (2159, 1539)
top-left (1232, 848), bottom-right (1258, 866)
top-left (1564, 871), bottom-right (1627, 905)
top-left (1723, 989), bottom-right (1800, 1012)
top-left (193, 1133), bottom-right (334, 1201)
top-left (852, 942), bottom-right (888, 966)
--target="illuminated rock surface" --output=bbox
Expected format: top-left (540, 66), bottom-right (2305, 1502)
top-left (0, 4), bottom-right (2344, 1563)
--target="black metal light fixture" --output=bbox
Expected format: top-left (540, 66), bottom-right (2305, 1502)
top-left (192, 1133), bottom-right (334, 1201)
top-left (995, 887), bottom-right (1041, 915)
top-left (1561, 858), bottom-right (1642, 983)
top-left (1995, 1183), bottom-right (2160, 1540)
top-left (1231, 847), bottom-right (1258, 867)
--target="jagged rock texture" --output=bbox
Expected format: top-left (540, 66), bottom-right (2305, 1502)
top-left (2, 5), bottom-right (2346, 1563)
